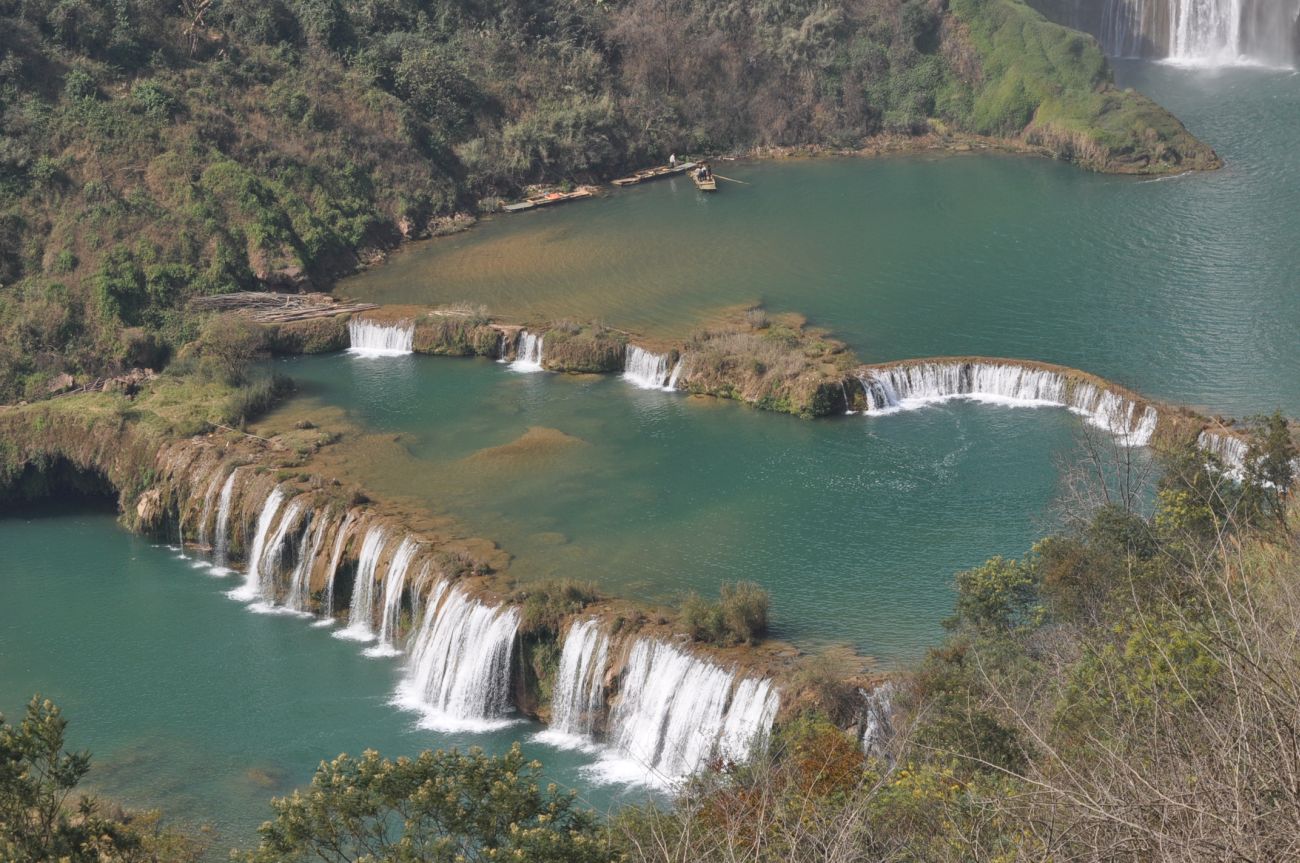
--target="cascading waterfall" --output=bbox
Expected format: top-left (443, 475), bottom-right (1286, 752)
top-left (211, 469), bottom-right (240, 574)
top-left (196, 466), bottom-right (226, 550)
top-left (347, 319), bottom-right (415, 356)
top-left (229, 488), bottom-right (290, 602)
top-left (510, 331), bottom-right (545, 372)
top-left (1096, 0), bottom-right (1299, 67)
top-left (1068, 384), bottom-right (1159, 446)
top-left (396, 582), bottom-right (520, 730)
top-left (336, 526), bottom-right (389, 642)
top-left (536, 619), bottom-right (610, 747)
top-left (861, 683), bottom-right (896, 758)
top-left (859, 362), bottom-right (1158, 446)
top-left (1198, 430), bottom-right (1249, 475)
top-left (623, 346), bottom-right (679, 390)
top-left (666, 358), bottom-right (684, 390)
top-left (317, 511), bottom-right (357, 624)
top-left (366, 536), bottom-right (421, 657)
top-left (595, 639), bottom-right (780, 784)
top-left (285, 509), bottom-right (331, 613)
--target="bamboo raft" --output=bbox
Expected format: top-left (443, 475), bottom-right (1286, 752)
top-left (611, 161), bottom-right (698, 186)
top-left (692, 171), bottom-right (718, 192)
top-left (501, 185), bottom-right (599, 213)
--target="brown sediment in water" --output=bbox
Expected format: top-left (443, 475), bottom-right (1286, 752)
top-left (463, 426), bottom-right (588, 465)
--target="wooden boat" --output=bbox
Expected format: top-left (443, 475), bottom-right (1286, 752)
top-left (502, 185), bottom-right (598, 213)
top-left (692, 168), bottom-right (717, 192)
top-left (611, 161), bottom-right (697, 186)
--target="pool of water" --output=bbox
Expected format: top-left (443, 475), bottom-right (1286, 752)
top-left (269, 352), bottom-right (1122, 660)
top-left (342, 62), bottom-right (1300, 418)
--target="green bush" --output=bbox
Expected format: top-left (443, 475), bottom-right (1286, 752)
top-left (681, 581), bottom-right (770, 646)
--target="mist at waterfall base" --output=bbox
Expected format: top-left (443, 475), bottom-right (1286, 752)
top-left (276, 353), bottom-right (1094, 658)
top-left (343, 62), bottom-right (1300, 419)
top-left (0, 510), bottom-right (638, 859)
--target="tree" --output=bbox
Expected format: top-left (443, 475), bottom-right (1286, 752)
top-left (0, 696), bottom-right (200, 863)
top-left (199, 314), bottom-right (266, 385)
top-left (241, 744), bottom-right (615, 863)
top-left (1245, 411), bottom-right (1297, 527)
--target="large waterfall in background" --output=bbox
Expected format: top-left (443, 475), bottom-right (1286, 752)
top-left (347, 319), bottom-right (415, 356)
top-left (1097, 0), bottom-right (1299, 66)
top-left (595, 638), bottom-right (780, 785)
top-left (396, 582), bottom-right (520, 731)
top-left (858, 362), bottom-right (1159, 447)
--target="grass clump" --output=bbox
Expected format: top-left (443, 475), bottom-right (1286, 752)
top-left (681, 581), bottom-right (770, 646)
top-left (515, 579), bottom-right (602, 637)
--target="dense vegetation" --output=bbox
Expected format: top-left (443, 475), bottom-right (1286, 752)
top-left (0, 0), bottom-right (1216, 403)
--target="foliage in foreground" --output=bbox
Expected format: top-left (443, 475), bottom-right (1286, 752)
top-left (240, 744), bottom-right (615, 863)
top-left (0, 697), bottom-right (203, 863)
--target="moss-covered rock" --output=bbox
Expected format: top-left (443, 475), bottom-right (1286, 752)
top-left (412, 316), bottom-right (501, 357)
top-left (265, 316), bottom-right (350, 355)
top-left (540, 324), bottom-right (627, 374)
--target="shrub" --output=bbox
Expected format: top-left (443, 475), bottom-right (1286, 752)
top-left (199, 315), bottom-right (267, 385)
top-left (681, 581), bottom-right (769, 646)
top-left (517, 579), bottom-right (601, 637)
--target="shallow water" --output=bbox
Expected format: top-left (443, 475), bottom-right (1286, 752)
top-left (271, 352), bottom-right (1122, 659)
top-left (342, 62), bottom-right (1300, 418)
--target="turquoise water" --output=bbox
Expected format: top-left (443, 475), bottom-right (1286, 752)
top-left (271, 353), bottom-right (1101, 658)
top-left (0, 508), bottom-right (634, 858)
top-left (344, 62), bottom-right (1300, 418)
top-left (3, 59), bottom-right (1295, 856)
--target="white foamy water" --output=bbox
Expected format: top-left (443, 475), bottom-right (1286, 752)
top-left (395, 581), bottom-right (520, 731)
top-left (623, 346), bottom-right (680, 390)
top-left (335, 526), bottom-right (389, 642)
top-left (348, 319), bottom-right (415, 356)
top-left (589, 638), bottom-right (779, 786)
top-left (859, 362), bottom-right (1158, 446)
top-left (510, 331), bottom-right (545, 372)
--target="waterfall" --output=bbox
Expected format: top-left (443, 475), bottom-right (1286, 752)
top-left (228, 488), bottom-right (290, 602)
top-left (347, 319), bottom-right (415, 356)
top-left (859, 362), bottom-right (1157, 446)
top-left (336, 526), bottom-right (389, 642)
top-left (285, 509), bottom-right (332, 613)
top-left (318, 511), bottom-right (356, 624)
top-left (365, 536), bottom-right (421, 657)
top-left (1198, 430), bottom-right (1249, 475)
top-left (395, 582), bottom-right (521, 731)
top-left (536, 619), bottom-right (610, 748)
top-left (1097, 0), bottom-right (1298, 67)
top-left (196, 466), bottom-right (226, 550)
top-left (624, 346), bottom-right (679, 390)
top-left (510, 331), bottom-right (545, 372)
top-left (666, 358), bottom-right (684, 390)
top-left (593, 639), bottom-right (780, 785)
top-left (211, 469), bottom-right (240, 574)
top-left (861, 683), bottom-right (896, 758)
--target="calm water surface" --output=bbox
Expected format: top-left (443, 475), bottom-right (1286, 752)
top-left (271, 352), bottom-right (1103, 658)
top-left (344, 62), bottom-right (1300, 417)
